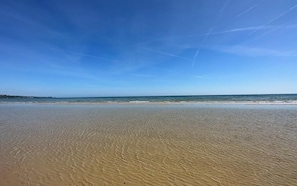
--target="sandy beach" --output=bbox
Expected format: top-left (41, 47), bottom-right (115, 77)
top-left (0, 104), bottom-right (296, 185)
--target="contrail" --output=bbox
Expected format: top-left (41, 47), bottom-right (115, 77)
top-left (219, 0), bottom-right (231, 15)
top-left (191, 0), bottom-right (228, 67)
top-left (236, 4), bottom-right (257, 18)
top-left (251, 3), bottom-right (297, 34)
top-left (137, 26), bottom-right (261, 47)
top-left (69, 52), bottom-right (116, 62)
top-left (137, 46), bottom-right (192, 61)
top-left (213, 26), bottom-right (264, 34)
top-left (192, 28), bottom-right (213, 67)
top-left (46, 48), bottom-right (117, 62)
top-left (214, 24), bottom-right (297, 35)
top-left (247, 24), bottom-right (297, 42)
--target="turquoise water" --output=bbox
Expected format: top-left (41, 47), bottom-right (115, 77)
top-left (1, 94), bottom-right (297, 104)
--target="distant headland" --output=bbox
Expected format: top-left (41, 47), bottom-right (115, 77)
top-left (0, 95), bottom-right (53, 99)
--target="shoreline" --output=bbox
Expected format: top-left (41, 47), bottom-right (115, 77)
top-left (1, 101), bottom-right (297, 105)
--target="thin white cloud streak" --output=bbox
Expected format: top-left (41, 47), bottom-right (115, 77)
top-left (136, 23), bottom-right (297, 64)
top-left (212, 25), bottom-right (297, 35)
top-left (198, 0), bottom-right (230, 66)
top-left (137, 46), bottom-right (192, 61)
top-left (251, 4), bottom-right (297, 34)
top-left (236, 4), bottom-right (257, 18)
top-left (192, 28), bottom-right (214, 67)
top-left (259, 23), bottom-right (297, 40)
top-left (1, 7), bottom-right (66, 39)
top-left (137, 24), bottom-right (296, 51)
top-left (137, 24), bottom-right (296, 66)
top-left (233, 24), bottom-right (297, 44)
top-left (217, 45), bottom-right (297, 57)
top-left (212, 26), bottom-right (261, 34)
top-left (141, 24), bottom-right (297, 46)
top-left (69, 52), bottom-right (116, 62)
top-left (219, 0), bottom-right (231, 15)
top-left (251, 27), bottom-right (281, 42)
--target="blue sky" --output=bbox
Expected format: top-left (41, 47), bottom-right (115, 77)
top-left (0, 0), bottom-right (296, 97)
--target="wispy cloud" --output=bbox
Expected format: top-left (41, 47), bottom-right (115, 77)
top-left (192, 28), bottom-right (214, 67)
top-left (251, 4), bottom-right (297, 34)
top-left (212, 26), bottom-right (262, 34)
top-left (236, 4), bottom-right (257, 18)
top-left (217, 45), bottom-right (297, 57)
top-left (137, 24), bottom-right (297, 47)
top-left (136, 46), bottom-right (192, 61)
top-left (69, 52), bottom-right (116, 62)
top-left (0, 3), bottom-right (66, 39)
top-left (219, 0), bottom-right (231, 15)
top-left (212, 24), bottom-right (297, 35)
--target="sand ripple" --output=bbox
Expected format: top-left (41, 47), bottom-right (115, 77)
top-left (0, 105), bottom-right (297, 185)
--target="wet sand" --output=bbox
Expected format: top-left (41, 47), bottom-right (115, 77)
top-left (0, 104), bottom-right (297, 185)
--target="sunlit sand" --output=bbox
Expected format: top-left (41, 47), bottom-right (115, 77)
top-left (1, 104), bottom-right (296, 185)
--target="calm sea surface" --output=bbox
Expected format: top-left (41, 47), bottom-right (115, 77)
top-left (1, 94), bottom-right (297, 104)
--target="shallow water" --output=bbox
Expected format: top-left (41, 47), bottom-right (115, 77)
top-left (0, 104), bottom-right (297, 185)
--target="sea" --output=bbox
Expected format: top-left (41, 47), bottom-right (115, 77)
top-left (1, 94), bottom-right (297, 104)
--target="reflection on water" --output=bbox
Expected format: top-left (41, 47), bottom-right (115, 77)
top-left (0, 104), bottom-right (297, 185)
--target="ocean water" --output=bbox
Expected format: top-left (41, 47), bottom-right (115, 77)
top-left (0, 104), bottom-right (297, 185)
top-left (1, 94), bottom-right (297, 104)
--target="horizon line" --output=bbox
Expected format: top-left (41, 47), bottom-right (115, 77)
top-left (1, 93), bottom-right (297, 99)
